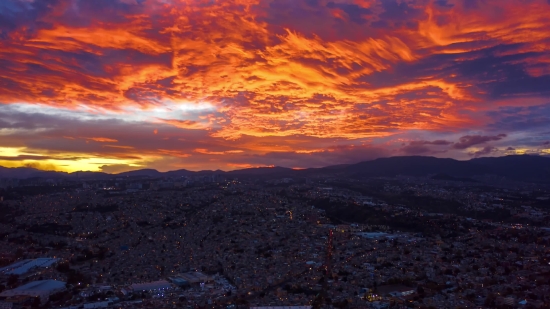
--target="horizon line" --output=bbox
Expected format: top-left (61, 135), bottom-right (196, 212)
top-left (1, 154), bottom-right (547, 175)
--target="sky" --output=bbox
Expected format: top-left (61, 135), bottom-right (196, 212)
top-left (0, 0), bottom-right (550, 173)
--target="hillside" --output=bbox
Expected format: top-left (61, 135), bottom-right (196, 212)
top-left (1, 155), bottom-right (548, 183)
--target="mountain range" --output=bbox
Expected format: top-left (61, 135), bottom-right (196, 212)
top-left (1, 155), bottom-right (550, 183)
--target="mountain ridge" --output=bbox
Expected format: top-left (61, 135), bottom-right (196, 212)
top-left (1, 155), bottom-right (549, 182)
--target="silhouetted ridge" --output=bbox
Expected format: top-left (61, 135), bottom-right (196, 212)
top-left (471, 155), bottom-right (550, 181)
top-left (343, 156), bottom-right (492, 178)
top-left (117, 169), bottom-right (162, 177)
top-left (0, 155), bottom-right (548, 182)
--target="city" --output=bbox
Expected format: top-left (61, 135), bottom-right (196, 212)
top-left (1, 0), bottom-right (550, 308)
top-left (1, 157), bottom-right (549, 308)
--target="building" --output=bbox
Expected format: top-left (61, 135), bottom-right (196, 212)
top-left (178, 271), bottom-right (210, 284)
top-left (0, 280), bottom-right (66, 304)
top-left (130, 280), bottom-right (172, 292)
top-left (168, 277), bottom-right (189, 287)
top-left (0, 258), bottom-right (59, 275)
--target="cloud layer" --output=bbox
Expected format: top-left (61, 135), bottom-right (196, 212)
top-left (0, 0), bottom-right (549, 171)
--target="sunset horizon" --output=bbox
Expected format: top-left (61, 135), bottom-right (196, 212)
top-left (1, 0), bottom-right (550, 173)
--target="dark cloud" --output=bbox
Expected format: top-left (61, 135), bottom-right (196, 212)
top-left (22, 161), bottom-right (59, 171)
top-left (490, 74), bottom-right (550, 99)
top-left (506, 147), bottom-right (515, 151)
top-left (227, 144), bottom-right (390, 168)
top-left (259, 0), bottom-right (380, 40)
top-left (426, 140), bottom-right (453, 146)
top-left (370, 20), bottom-right (389, 28)
top-left (469, 146), bottom-right (498, 158)
top-left (447, 45), bottom-right (550, 99)
top-left (400, 140), bottom-right (452, 155)
top-left (453, 134), bottom-right (507, 149)
top-left (0, 154), bottom-right (86, 161)
top-left (462, 0), bottom-right (481, 9)
top-left (400, 144), bottom-right (432, 155)
top-left (487, 104), bottom-right (550, 132)
top-left (0, 155), bottom-right (51, 161)
top-left (0, 0), bottom-right (58, 37)
top-left (326, 2), bottom-right (372, 24)
top-left (99, 164), bottom-right (140, 174)
top-left (434, 0), bottom-right (454, 8)
top-left (378, 0), bottom-right (424, 21)
top-left (358, 42), bottom-right (550, 101)
top-left (305, 0), bottom-right (319, 6)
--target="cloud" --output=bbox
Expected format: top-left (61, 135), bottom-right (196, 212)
top-left (469, 146), bottom-right (499, 157)
top-left (400, 144), bottom-right (432, 155)
top-left (89, 137), bottom-right (118, 143)
top-left (399, 139), bottom-right (452, 155)
top-left (194, 149), bottom-right (227, 155)
top-left (227, 163), bottom-right (275, 169)
top-left (487, 104), bottom-right (550, 133)
top-left (22, 161), bottom-right (60, 171)
top-left (325, 2), bottom-right (372, 24)
top-left (225, 144), bottom-right (391, 169)
top-left (452, 134), bottom-right (507, 149)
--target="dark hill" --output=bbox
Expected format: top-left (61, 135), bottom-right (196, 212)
top-left (0, 166), bottom-right (49, 179)
top-left (116, 169), bottom-right (163, 177)
top-left (342, 156), bottom-right (493, 178)
top-left (164, 169), bottom-right (194, 178)
top-left (471, 155), bottom-right (550, 182)
top-left (227, 166), bottom-right (293, 177)
top-left (1, 155), bottom-right (549, 183)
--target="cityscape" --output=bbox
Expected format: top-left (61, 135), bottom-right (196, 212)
top-left (1, 155), bottom-right (550, 308)
top-left (1, 0), bottom-right (550, 308)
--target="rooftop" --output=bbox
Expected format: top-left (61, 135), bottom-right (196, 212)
top-left (130, 280), bottom-right (172, 291)
top-left (0, 258), bottom-right (59, 275)
top-left (0, 280), bottom-right (66, 297)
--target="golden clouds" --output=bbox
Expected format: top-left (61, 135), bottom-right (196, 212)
top-left (194, 149), bottom-right (244, 155)
top-left (89, 137), bottom-right (118, 143)
top-left (31, 26), bottom-right (171, 54)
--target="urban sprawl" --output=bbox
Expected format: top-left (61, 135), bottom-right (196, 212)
top-left (0, 173), bottom-right (549, 309)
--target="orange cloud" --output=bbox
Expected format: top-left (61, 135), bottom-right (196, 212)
top-left (103, 145), bottom-right (134, 150)
top-left (195, 149), bottom-right (244, 155)
top-left (295, 149), bottom-right (325, 154)
top-left (158, 119), bottom-right (210, 130)
top-left (89, 137), bottom-right (118, 143)
top-left (227, 163), bottom-right (275, 169)
top-left (157, 149), bottom-right (191, 158)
